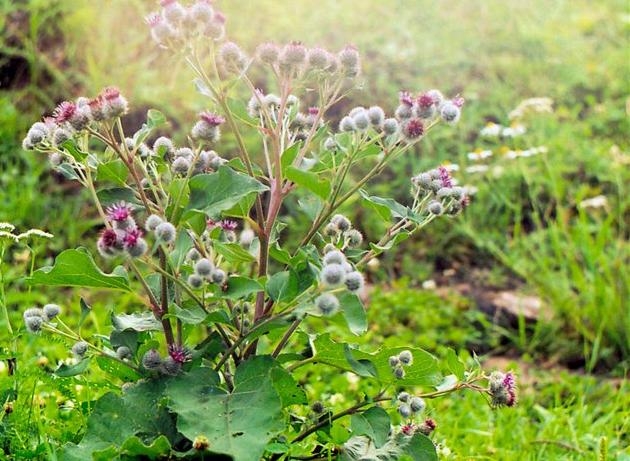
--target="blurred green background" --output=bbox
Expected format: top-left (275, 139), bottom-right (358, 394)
top-left (1, 0), bottom-right (629, 459)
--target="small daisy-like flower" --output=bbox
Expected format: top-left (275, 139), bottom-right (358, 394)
top-left (168, 344), bottom-right (192, 364)
top-left (106, 202), bottom-right (133, 222)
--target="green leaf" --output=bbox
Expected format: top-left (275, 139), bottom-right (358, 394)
top-left (270, 367), bottom-right (307, 407)
top-left (167, 358), bottom-right (285, 461)
top-left (224, 276), bottom-right (263, 299)
top-left (280, 143), bottom-right (300, 173)
top-left (97, 187), bottom-right (140, 207)
top-left (214, 241), bottom-right (257, 264)
top-left (78, 298), bottom-right (92, 328)
top-left (147, 109), bottom-right (167, 128)
top-left (60, 380), bottom-right (178, 461)
top-left (186, 166), bottom-right (268, 216)
top-left (344, 345), bottom-right (378, 378)
top-left (167, 303), bottom-right (207, 325)
top-left (445, 348), bottom-right (466, 381)
top-left (28, 248), bottom-right (131, 291)
top-left (95, 355), bottom-right (142, 382)
top-left (267, 271), bottom-right (298, 302)
top-left (112, 312), bottom-right (163, 332)
top-left (97, 159), bottom-right (128, 186)
top-left (351, 407), bottom-right (391, 448)
top-left (339, 292), bottom-right (368, 335)
top-left (119, 435), bottom-right (171, 459)
top-left (285, 166), bottom-right (331, 199)
top-left (312, 335), bottom-right (441, 386)
top-left (401, 433), bottom-right (438, 461)
top-left (60, 139), bottom-right (87, 161)
top-left (359, 189), bottom-right (409, 219)
top-left (54, 358), bottom-right (91, 377)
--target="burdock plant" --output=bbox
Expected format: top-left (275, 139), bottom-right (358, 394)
top-left (21, 1), bottom-right (516, 459)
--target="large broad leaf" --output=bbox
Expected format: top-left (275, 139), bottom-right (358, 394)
top-left (112, 312), bottom-right (163, 332)
top-left (97, 159), bottom-right (128, 186)
top-left (223, 276), bottom-right (263, 299)
top-left (214, 241), bottom-right (257, 264)
top-left (28, 248), bottom-right (131, 291)
top-left (266, 271), bottom-right (299, 303)
top-left (350, 407), bottom-right (391, 448)
top-left (60, 379), bottom-right (179, 461)
top-left (95, 355), bottom-right (142, 382)
top-left (400, 433), bottom-right (438, 461)
top-left (312, 334), bottom-right (441, 387)
top-left (167, 358), bottom-right (286, 461)
top-left (186, 167), bottom-right (267, 216)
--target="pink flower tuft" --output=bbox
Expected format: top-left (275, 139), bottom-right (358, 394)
top-left (53, 101), bottom-right (77, 124)
top-left (438, 166), bottom-right (453, 188)
top-left (106, 202), bottom-right (133, 222)
top-left (399, 91), bottom-right (414, 107)
top-left (307, 107), bottom-right (319, 116)
top-left (452, 95), bottom-right (465, 108)
top-left (403, 118), bottom-right (424, 139)
top-left (122, 228), bottom-right (143, 248)
top-left (168, 344), bottom-right (192, 363)
top-left (220, 220), bottom-right (238, 231)
top-left (146, 12), bottom-right (162, 27)
top-left (199, 112), bottom-right (225, 127)
top-left (101, 86), bottom-right (121, 101)
top-left (99, 228), bottom-right (119, 248)
top-left (401, 424), bottom-right (416, 436)
top-left (417, 93), bottom-right (434, 108)
top-left (503, 372), bottom-right (517, 406)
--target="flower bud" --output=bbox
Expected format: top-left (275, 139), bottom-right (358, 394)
top-left (116, 346), bottom-right (133, 360)
top-left (204, 12), bottom-right (225, 40)
top-left (194, 258), bottom-right (214, 277)
top-left (162, 0), bottom-right (186, 25)
top-left (393, 366), bottom-right (405, 379)
top-left (410, 397), bottom-right (425, 413)
top-left (155, 222), bottom-right (177, 243)
top-left (382, 118), bottom-right (399, 136)
top-left (324, 137), bottom-right (337, 151)
top-left (153, 136), bottom-right (175, 159)
top-left (338, 45), bottom-right (360, 77)
top-left (145, 214), bottom-right (164, 232)
top-left (279, 42), bottom-right (307, 75)
top-left (142, 349), bottom-right (162, 370)
top-left (161, 356), bottom-right (182, 375)
top-left (352, 109), bottom-right (370, 131)
top-left (52, 128), bottom-right (72, 146)
top-left (418, 418), bottom-right (436, 436)
top-left (395, 104), bottom-right (413, 120)
top-left (428, 200), bottom-right (443, 215)
top-left (25, 315), bottom-right (44, 333)
top-left (189, 0), bottom-right (214, 27)
top-left (257, 42), bottom-right (279, 65)
top-left (100, 87), bottom-right (128, 119)
top-left (440, 101), bottom-right (461, 124)
top-left (344, 229), bottom-right (363, 247)
top-left (402, 118), bottom-right (424, 141)
top-left (127, 238), bottom-right (148, 258)
top-left (398, 350), bottom-right (413, 366)
top-left (71, 341), bottom-right (89, 358)
top-left (398, 404), bottom-right (412, 418)
top-left (43, 304), bottom-right (61, 321)
top-left (331, 214), bottom-right (351, 232)
top-left (192, 112), bottom-right (225, 143)
top-left (339, 116), bottom-right (356, 132)
top-left (307, 47), bottom-right (330, 71)
top-left (397, 391), bottom-right (410, 402)
top-left (321, 263), bottom-right (346, 286)
top-left (210, 268), bottom-right (226, 285)
top-left (186, 248), bottom-right (201, 261)
top-left (171, 156), bottom-right (191, 175)
top-left (219, 41), bottom-right (248, 75)
top-left (315, 293), bottom-right (339, 316)
top-left (344, 271), bottom-right (364, 293)
top-left (388, 355), bottom-right (400, 367)
top-left (323, 223), bottom-right (340, 237)
top-left (367, 106), bottom-right (385, 127)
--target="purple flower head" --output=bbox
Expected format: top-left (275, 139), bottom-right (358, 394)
top-left (168, 344), bottom-right (192, 364)
top-left (146, 12), bottom-right (163, 27)
top-left (101, 86), bottom-right (122, 101)
top-left (308, 107), bottom-right (320, 116)
top-left (503, 372), bottom-right (517, 406)
top-left (106, 202), bottom-right (133, 222)
top-left (399, 91), bottom-right (414, 107)
top-left (438, 166), bottom-right (453, 188)
top-left (402, 118), bottom-right (424, 140)
top-left (53, 101), bottom-right (77, 124)
top-left (99, 228), bottom-right (119, 248)
top-left (416, 92), bottom-right (434, 108)
top-left (213, 11), bottom-right (226, 24)
top-left (199, 112), bottom-right (225, 127)
top-left (220, 220), bottom-right (238, 231)
top-left (401, 423), bottom-right (416, 436)
top-left (206, 218), bottom-right (217, 229)
top-left (452, 95), bottom-right (465, 108)
top-left (122, 228), bottom-right (143, 248)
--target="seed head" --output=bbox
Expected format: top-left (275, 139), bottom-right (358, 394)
top-left (397, 392), bottom-right (410, 402)
top-left (42, 304), bottom-right (61, 321)
top-left (186, 248), bottom-right (201, 261)
top-left (352, 109), bottom-right (370, 131)
top-left (388, 355), bottom-right (400, 367)
top-left (142, 349), bottom-right (162, 370)
top-left (428, 200), bottom-right (443, 215)
top-left (71, 341), bottom-right (89, 357)
top-left (162, 0), bottom-right (186, 25)
top-left (172, 156), bottom-right (191, 175)
top-left (188, 274), bottom-right (204, 289)
top-left (393, 366), bottom-right (405, 379)
top-left (315, 293), bottom-right (340, 316)
top-left (321, 263), bottom-right (346, 286)
top-left (344, 271), bottom-right (364, 293)
top-left (194, 258), bottom-right (214, 277)
top-left (155, 221), bottom-right (177, 243)
top-left (145, 214), bottom-right (164, 232)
